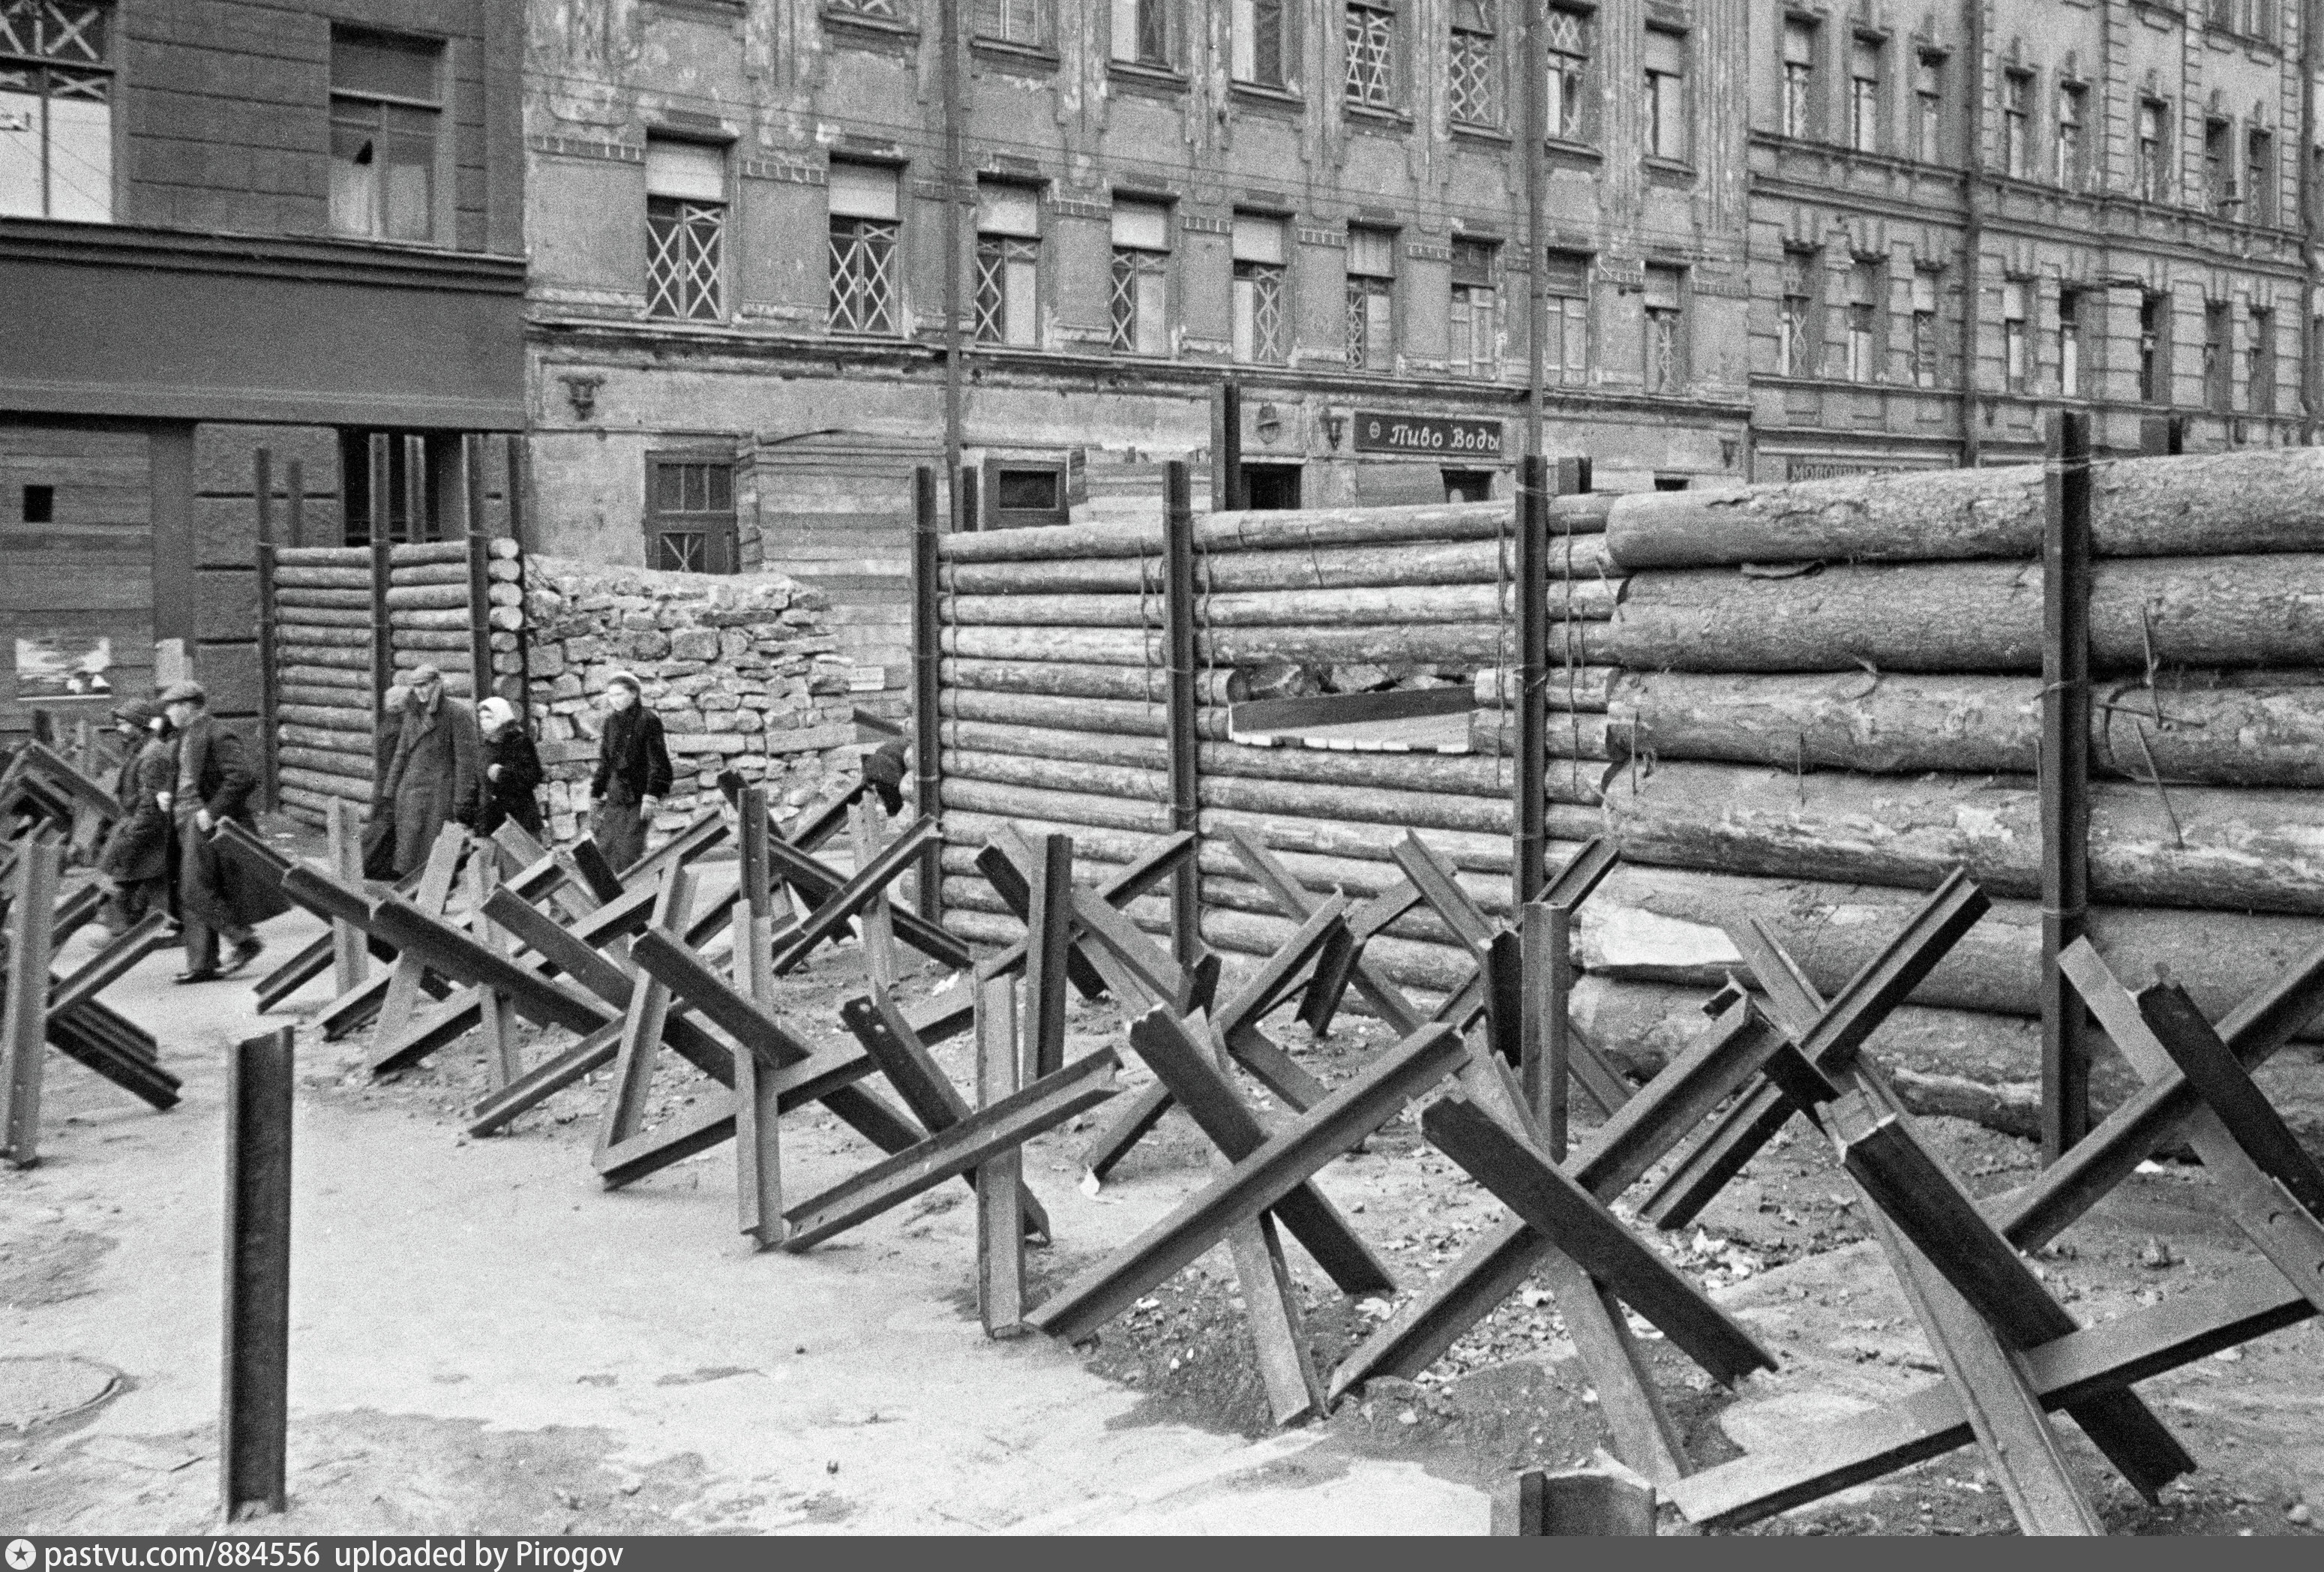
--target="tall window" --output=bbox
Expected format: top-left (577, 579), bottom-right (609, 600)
top-left (0, 0), bottom-right (112, 221)
top-left (1848, 35), bottom-right (1881, 153)
top-left (1543, 250), bottom-right (1589, 384)
top-left (1779, 250), bottom-right (1819, 376)
top-left (1345, 227), bottom-right (1396, 370)
top-left (2139, 292), bottom-right (2169, 403)
top-left (1447, 0), bottom-right (1498, 128)
top-left (1846, 260), bottom-right (1881, 382)
top-left (1110, 200), bottom-right (1171, 354)
top-left (2001, 279), bottom-right (2028, 392)
top-left (2246, 128), bottom-right (2275, 225)
top-left (646, 459), bottom-right (737, 574)
top-left (828, 161), bottom-right (900, 335)
top-left (2137, 100), bottom-right (2168, 202)
top-left (1344, 0), bottom-right (1396, 107)
top-left (1543, 5), bottom-right (1591, 141)
top-left (2058, 290), bottom-right (2081, 397)
top-left (1912, 270), bottom-right (1940, 387)
top-left (2205, 118), bottom-right (2233, 214)
top-left (1449, 239), bottom-right (1498, 379)
top-left (973, 0), bottom-right (1040, 46)
top-left (2249, 308), bottom-right (2276, 413)
top-left (1110, 0), bottom-right (1169, 66)
top-left (1644, 28), bottom-right (1687, 160)
top-left (1231, 214), bottom-right (1288, 364)
top-left (329, 28), bottom-right (441, 242)
top-left (974, 184), bottom-right (1040, 347)
top-left (2001, 71), bottom-right (2030, 178)
top-left (1231, 0), bottom-right (1288, 87)
top-left (2056, 82), bottom-right (2086, 190)
top-left (1913, 52), bottom-right (1944, 164)
top-left (1643, 266), bottom-right (1684, 393)
top-left (645, 140), bottom-right (725, 322)
top-left (1780, 18), bottom-right (1817, 138)
top-left (2204, 301), bottom-right (2231, 412)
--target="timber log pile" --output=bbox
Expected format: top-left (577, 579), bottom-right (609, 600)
top-left (935, 496), bottom-right (1617, 999)
top-left (273, 544), bottom-right (378, 826)
top-left (934, 448), bottom-right (2324, 1149)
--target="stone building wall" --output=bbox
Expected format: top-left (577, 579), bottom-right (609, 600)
top-left (519, 557), bottom-right (868, 844)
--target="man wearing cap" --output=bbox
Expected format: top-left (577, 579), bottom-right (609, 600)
top-left (159, 681), bottom-right (289, 982)
top-left (94, 698), bottom-right (177, 934)
top-left (588, 670), bottom-right (670, 872)
top-left (376, 663), bottom-right (483, 878)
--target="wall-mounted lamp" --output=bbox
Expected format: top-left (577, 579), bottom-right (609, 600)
top-left (559, 373), bottom-right (606, 421)
top-left (1720, 438), bottom-right (1738, 469)
top-left (1323, 411), bottom-right (1347, 451)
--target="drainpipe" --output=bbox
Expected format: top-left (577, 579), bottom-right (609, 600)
top-left (1525, 1), bottom-right (1546, 460)
top-left (940, 0), bottom-right (966, 523)
top-left (2302, 0), bottom-right (2318, 444)
top-left (1960, 0), bottom-right (1987, 468)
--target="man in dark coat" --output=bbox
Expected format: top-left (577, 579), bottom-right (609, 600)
top-left (589, 670), bottom-right (671, 874)
top-left (378, 664), bottom-right (483, 879)
top-left (94, 699), bottom-right (176, 934)
top-left (160, 681), bottom-right (289, 982)
top-left (475, 696), bottom-right (544, 838)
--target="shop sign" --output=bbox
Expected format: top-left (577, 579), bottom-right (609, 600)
top-left (1352, 412), bottom-right (1505, 457)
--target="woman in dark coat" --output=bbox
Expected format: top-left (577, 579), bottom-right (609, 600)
top-left (95, 700), bottom-right (176, 933)
top-left (589, 670), bottom-right (672, 873)
top-left (475, 696), bottom-right (544, 839)
top-left (378, 664), bottom-right (483, 878)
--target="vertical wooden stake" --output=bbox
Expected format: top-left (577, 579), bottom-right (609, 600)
top-left (367, 434), bottom-right (393, 720)
top-left (402, 433), bottom-right (428, 544)
top-left (1519, 900), bottom-right (1573, 1160)
top-left (253, 447), bottom-right (278, 814)
top-left (909, 466), bottom-right (943, 924)
top-left (466, 852), bottom-right (520, 1090)
top-left (285, 458), bottom-right (305, 550)
top-left (1023, 832), bottom-right (1073, 1081)
top-left (327, 800), bottom-right (367, 993)
top-left (1, 832), bottom-right (62, 1168)
top-left (221, 1024), bottom-right (294, 1520)
top-left (1162, 460), bottom-right (1201, 967)
top-left (975, 973), bottom-right (1025, 1336)
top-left (851, 796), bottom-right (898, 990)
top-left (1213, 382), bottom-right (1243, 511)
top-left (2040, 411), bottom-right (2093, 1162)
top-left (735, 786), bottom-right (784, 1248)
top-left (1513, 454), bottom-right (1551, 906)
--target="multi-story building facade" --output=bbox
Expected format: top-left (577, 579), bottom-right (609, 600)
top-left (1745, 0), bottom-right (2316, 479)
top-left (523, 0), bottom-right (1756, 680)
top-left (1, 0), bottom-right (524, 747)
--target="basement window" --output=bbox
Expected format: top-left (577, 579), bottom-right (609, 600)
top-left (1228, 662), bottom-right (1477, 752)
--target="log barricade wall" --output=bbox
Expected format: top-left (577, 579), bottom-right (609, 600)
top-left (931, 448), bottom-right (2324, 1153)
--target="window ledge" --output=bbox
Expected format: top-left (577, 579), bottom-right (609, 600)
top-left (1107, 59), bottom-right (1187, 92)
top-left (970, 37), bottom-right (1059, 70)
top-left (1543, 136), bottom-right (1602, 162)
top-left (1449, 121), bottom-right (1512, 146)
top-left (1344, 102), bottom-right (1413, 130)
top-left (1229, 81), bottom-right (1304, 110)
top-left (1643, 156), bottom-right (1696, 181)
top-left (821, 10), bottom-right (919, 44)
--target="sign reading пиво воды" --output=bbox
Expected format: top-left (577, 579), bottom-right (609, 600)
top-left (1352, 413), bottom-right (1505, 458)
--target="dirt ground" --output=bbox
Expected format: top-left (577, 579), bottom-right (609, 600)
top-left (4, 822), bottom-right (2322, 1536)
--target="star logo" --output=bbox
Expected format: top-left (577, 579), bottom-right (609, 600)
top-left (6, 1538), bottom-right (36, 1571)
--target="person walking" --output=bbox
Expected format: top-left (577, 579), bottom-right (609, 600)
top-left (475, 695), bottom-right (544, 838)
top-left (157, 681), bottom-right (288, 982)
top-left (589, 670), bottom-right (670, 873)
top-left (376, 664), bottom-right (482, 878)
top-left (93, 698), bottom-right (176, 934)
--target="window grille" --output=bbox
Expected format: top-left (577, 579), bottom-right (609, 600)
top-left (1344, 1), bottom-right (1395, 107)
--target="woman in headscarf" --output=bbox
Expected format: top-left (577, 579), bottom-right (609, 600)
top-left (475, 695), bottom-right (544, 839)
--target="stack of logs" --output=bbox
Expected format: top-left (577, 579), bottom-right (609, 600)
top-left (385, 539), bottom-right (524, 699)
top-left (274, 544), bottom-right (379, 824)
top-left (932, 448), bottom-right (2324, 1151)
top-left (935, 498), bottom-right (1613, 993)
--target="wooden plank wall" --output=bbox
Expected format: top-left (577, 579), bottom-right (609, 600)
top-left (0, 425), bottom-right (154, 745)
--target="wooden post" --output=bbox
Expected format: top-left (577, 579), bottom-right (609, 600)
top-left (2041, 410), bottom-right (2093, 1162)
top-left (367, 434), bottom-right (392, 721)
top-left (326, 799), bottom-right (367, 993)
top-left (910, 466), bottom-right (943, 925)
top-left (1023, 832), bottom-right (1073, 1080)
top-left (1162, 460), bottom-right (1201, 968)
top-left (850, 795), bottom-right (898, 990)
top-left (1514, 453), bottom-right (1550, 906)
top-left (505, 433), bottom-right (531, 554)
top-left (466, 852), bottom-right (521, 1090)
top-left (1, 832), bottom-right (61, 1168)
top-left (1519, 900), bottom-right (1572, 1160)
top-left (974, 973), bottom-right (1024, 1336)
top-left (285, 458), bottom-right (304, 550)
top-left (735, 785), bottom-right (784, 1247)
top-left (463, 434), bottom-right (493, 704)
top-left (402, 432), bottom-right (427, 543)
top-left (220, 1024), bottom-right (294, 1520)
top-left (1213, 382), bottom-right (1243, 511)
top-left (253, 449), bottom-right (278, 813)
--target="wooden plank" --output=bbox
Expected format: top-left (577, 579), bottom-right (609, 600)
top-left (592, 867), bottom-right (695, 1160)
top-left (976, 975), bottom-right (1025, 1337)
top-left (734, 786), bottom-right (784, 1249)
top-left (370, 824), bottom-right (466, 1059)
top-left (2135, 982), bottom-right (2324, 1219)
top-left (328, 798), bottom-right (367, 994)
top-left (1023, 832), bottom-right (1073, 1080)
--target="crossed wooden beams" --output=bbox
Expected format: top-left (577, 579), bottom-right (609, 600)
top-left (1660, 920), bottom-right (2324, 1532)
top-left (3, 832), bottom-right (181, 1167)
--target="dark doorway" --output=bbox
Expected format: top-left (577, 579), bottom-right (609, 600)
top-left (1442, 470), bottom-right (1493, 502)
top-left (1242, 464), bottom-right (1302, 510)
top-left (1653, 474), bottom-right (1691, 491)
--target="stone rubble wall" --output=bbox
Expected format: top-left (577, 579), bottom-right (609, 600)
top-left (520, 558), bottom-right (878, 844)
